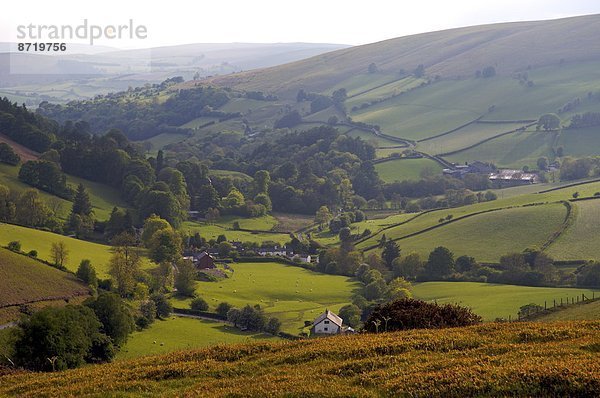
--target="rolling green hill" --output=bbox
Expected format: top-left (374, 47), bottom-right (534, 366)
top-left (0, 224), bottom-right (152, 279)
top-left (353, 180), bottom-right (600, 262)
top-left (0, 248), bottom-right (90, 323)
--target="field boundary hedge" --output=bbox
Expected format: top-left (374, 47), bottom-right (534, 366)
top-left (540, 201), bottom-right (575, 251)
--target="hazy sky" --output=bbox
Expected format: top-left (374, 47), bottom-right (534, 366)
top-left (1, 0), bottom-right (600, 48)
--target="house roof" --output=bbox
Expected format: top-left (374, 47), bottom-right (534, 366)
top-left (198, 251), bottom-right (215, 260)
top-left (313, 309), bottom-right (343, 327)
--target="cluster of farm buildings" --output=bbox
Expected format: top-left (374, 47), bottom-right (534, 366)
top-left (443, 161), bottom-right (545, 187)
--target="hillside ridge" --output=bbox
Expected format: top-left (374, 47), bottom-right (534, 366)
top-left (205, 14), bottom-right (600, 98)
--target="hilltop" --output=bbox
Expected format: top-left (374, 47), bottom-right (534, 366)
top-left (207, 14), bottom-right (600, 98)
top-left (1, 321), bottom-right (599, 397)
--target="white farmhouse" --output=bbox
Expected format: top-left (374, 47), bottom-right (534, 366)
top-left (311, 309), bottom-right (343, 335)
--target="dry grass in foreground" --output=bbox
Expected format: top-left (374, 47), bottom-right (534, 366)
top-left (1, 321), bottom-right (600, 397)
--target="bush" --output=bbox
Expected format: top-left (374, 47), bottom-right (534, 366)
top-left (7, 241), bottom-right (21, 252)
top-left (265, 317), bottom-right (281, 335)
top-left (0, 142), bottom-right (20, 165)
top-left (190, 297), bottom-right (209, 311)
top-left (216, 302), bottom-right (233, 317)
top-left (27, 250), bottom-right (38, 258)
top-left (364, 298), bottom-right (482, 332)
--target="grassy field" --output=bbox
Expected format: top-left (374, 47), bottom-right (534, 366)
top-left (375, 158), bottom-right (444, 182)
top-left (345, 76), bottom-right (425, 110)
top-left (144, 132), bottom-right (189, 150)
top-left (182, 221), bottom-right (290, 245)
top-left (532, 299), bottom-right (600, 322)
top-left (0, 163), bottom-right (128, 220)
top-left (547, 199), bottom-right (600, 260)
top-left (4, 321), bottom-right (600, 397)
top-left (0, 224), bottom-right (152, 278)
top-left (556, 127), bottom-right (600, 158)
top-left (412, 281), bottom-right (600, 320)
top-left (415, 122), bottom-right (527, 155)
top-left (117, 317), bottom-right (276, 360)
top-left (170, 261), bottom-right (361, 334)
top-left (357, 177), bottom-right (600, 254)
top-left (0, 248), bottom-right (90, 323)
top-left (395, 203), bottom-right (567, 262)
top-left (207, 169), bottom-right (253, 182)
top-left (444, 128), bottom-right (557, 169)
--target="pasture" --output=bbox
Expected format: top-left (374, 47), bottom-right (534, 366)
top-left (411, 281), bottom-right (600, 320)
top-left (547, 199), bottom-right (600, 260)
top-left (0, 224), bottom-right (151, 278)
top-left (117, 317), bottom-right (276, 360)
top-left (182, 220), bottom-right (290, 245)
top-left (375, 157), bottom-right (443, 182)
top-left (444, 129), bottom-right (556, 169)
top-left (170, 261), bottom-right (361, 333)
top-left (395, 203), bottom-right (567, 262)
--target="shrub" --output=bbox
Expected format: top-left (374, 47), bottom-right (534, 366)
top-left (364, 298), bottom-right (482, 332)
top-left (265, 317), bottom-right (281, 335)
top-left (7, 241), bottom-right (21, 252)
top-left (216, 302), bottom-right (233, 317)
top-left (151, 293), bottom-right (172, 319)
top-left (190, 297), bottom-right (209, 311)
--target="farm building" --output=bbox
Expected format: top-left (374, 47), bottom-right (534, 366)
top-left (443, 161), bottom-right (496, 178)
top-left (257, 245), bottom-right (292, 257)
top-left (489, 169), bottom-right (538, 187)
top-left (183, 250), bottom-right (216, 269)
top-left (311, 309), bottom-right (343, 335)
top-left (293, 254), bottom-right (312, 263)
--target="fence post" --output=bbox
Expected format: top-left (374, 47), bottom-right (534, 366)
top-left (553, 299), bottom-right (556, 308)
top-left (561, 298), bottom-right (563, 306)
top-left (544, 301), bottom-right (547, 310)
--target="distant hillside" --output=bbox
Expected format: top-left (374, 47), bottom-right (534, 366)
top-left (2, 321), bottom-right (599, 396)
top-left (208, 14), bottom-right (600, 98)
top-left (0, 42), bottom-right (349, 105)
top-left (0, 248), bottom-right (90, 323)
